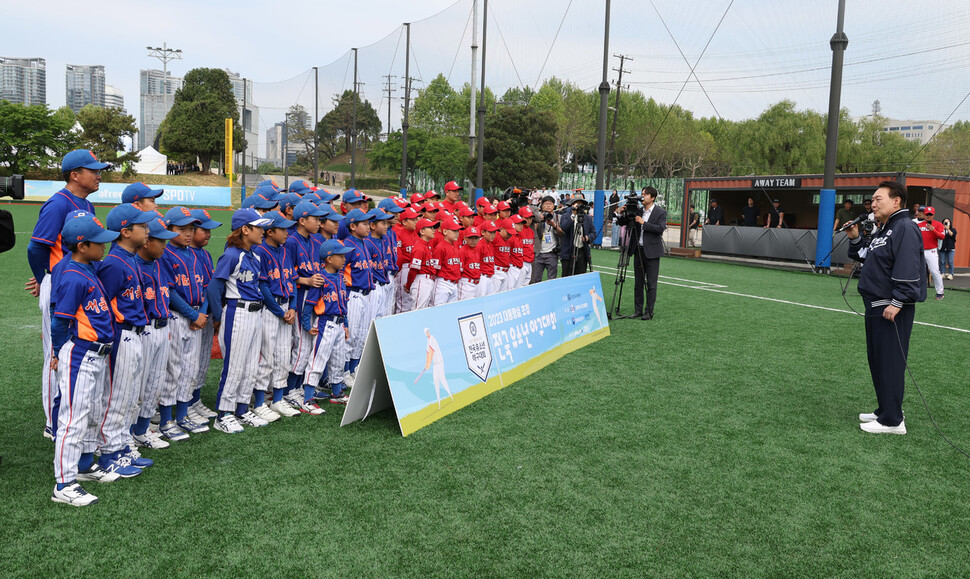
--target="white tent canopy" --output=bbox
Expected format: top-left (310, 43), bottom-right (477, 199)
top-left (133, 146), bottom-right (167, 175)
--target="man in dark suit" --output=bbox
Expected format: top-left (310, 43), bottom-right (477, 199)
top-left (619, 187), bottom-right (666, 320)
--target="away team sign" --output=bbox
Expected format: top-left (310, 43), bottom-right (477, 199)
top-left (751, 177), bottom-right (802, 188)
top-left (341, 272), bottom-right (611, 436)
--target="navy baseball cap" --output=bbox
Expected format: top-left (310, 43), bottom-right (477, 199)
top-left (241, 192), bottom-right (278, 210)
top-left (62, 212), bottom-right (119, 244)
top-left (292, 201), bottom-right (326, 221)
top-left (257, 179), bottom-right (281, 191)
top-left (367, 208), bottom-right (394, 221)
top-left (378, 198), bottom-right (405, 214)
top-left (147, 217), bottom-right (178, 240)
top-left (289, 180), bottom-right (314, 194)
top-left (318, 205), bottom-right (340, 221)
top-left (190, 209), bottom-right (223, 230)
top-left (106, 203), bottom-right (156, 231)
top-left (277, 193), bottom-right (303, 212)
top-left (61, 149), bottom-right (111, 172)
top-left (319, 239), bottom-right (354, 261)
top-left (264, 210), bottom-right (297, 230)
top-left (163, 206), bottom-right (202, 227)
top-left (317, 189), bottom-right (340, 203)
top-left (342, 189), bottom-right (369, 204)
top-left (122, 182), bottom-right (164, 203)
top-left (230, 208), bottom-right (273, 230)
top-left (253, 185), bottom-right (282, 200)
top-left (346, 208), bottom-right (374, 224)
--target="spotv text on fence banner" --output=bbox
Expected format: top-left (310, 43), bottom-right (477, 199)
top-left (342, 272), bottom-right (611, 436)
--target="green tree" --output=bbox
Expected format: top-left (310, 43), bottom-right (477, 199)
top-left (370, 129), bottom-right (429, 188)
top-left (0, 101), bottom-right (78, 175)
top-left (501, 86), bottom-right (536, 105)
top-left (158, 68), bottom-right (245, 173)
top-left (924, 120), bottom-right (970, 176)
top-left (76, 104), bottom-right (139, 177)
top-left (410, 74), bottom-right (467, 137)
top-left (317, 90), bottom-right (382, 158)
top-left (257, 161), bottom-right (282, 174)
top-left (468, 105), bottom-right (558, 189)
top-left (285, 104), bottom-right (315, 166)
top-left (531, 78), bottom-right (595, 173)
top-left (418, 135), bottom-right (469, 183)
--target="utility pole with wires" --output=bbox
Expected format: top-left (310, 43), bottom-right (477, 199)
top-left (351, 47), bottom-right (358, 189)
top-left (605, 54), bottom-right (632, 191)
top-left (382, 74), bottom-right (396, 140)
top-left (400, 22), bottom-right (411, 195)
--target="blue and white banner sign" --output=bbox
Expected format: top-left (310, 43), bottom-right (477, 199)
top-left (25, 180), bottom-right (232, 207)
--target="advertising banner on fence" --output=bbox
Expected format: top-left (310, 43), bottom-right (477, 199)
top-left (341, 272), bottom-right (610, 436)
top-left (24, 180), bottom-right (232, 207)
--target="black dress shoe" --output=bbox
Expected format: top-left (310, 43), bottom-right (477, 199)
top-left (620, 313), bottom-right (642, 319)
top-left (641, 313), bottom-right (653, 320)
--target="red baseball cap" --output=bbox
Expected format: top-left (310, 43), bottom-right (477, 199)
top-left (518, 207), bottom-right (533, 218)
top-left (465, 226), bottom-right (481, 237)
top-left (416, 218), bottom-right (438, 230)
top-left (409, 193), bottom-right (425, 204)
top-left (424, 190), bottom-right (440, 199)
top-left (509, 214), bottom-right (525, 224)
top-left (444, 180), bottom-right (462, 191)
top-left (481, 221), bottom-right (499, 232)
top-left (475, 197), bottom-right (491, 208)
top-left (422, 201), bottom-right (439, 212)
top-left (458, 206), bottom-right (476, 217)
top-left (483, 203), bottom-right (498, 214)
top-left (923, 206), bottom-right (935, 215)
top-left (496, 200), bottom-right (511, 211)
top-left (440, 218), bottom-right (462, 231)
top-left (400, 208), bottom-right (420, 219)
top-left (392, 196), bottom-right (410, 208)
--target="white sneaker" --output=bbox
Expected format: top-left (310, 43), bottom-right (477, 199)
top-left (52, 483), bottom-right (98, 507)
top-left (187, 407), bottom-right (209, 424)
top-left (297, 400), bottom-right (326, 416)
top-left (253, 404), bottom-right (281, 423)
top-left (858, 412), bottom-right (878, 422)
top-left (342, 373), bottom-right (356, 388)
top-left (76, 464), bottom-right (121, 483)
top-left (192, 401), bottom-right (218, 419)
top-left (133, 432), bottom-right (170, 449)
top-left (213, 414), bottom-right (244, 434)
top-left (238, 411), bottom-right (269, 427)
top-left (270, 400), bottom-right (300, 418)
top-left (860, 420), bottom-right (906, 435)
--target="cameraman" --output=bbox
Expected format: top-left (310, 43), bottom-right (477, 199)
top-left (531, 196), bottom-right (563, 283)
top-left (616, 186), bottom-right (666, 320)
top-left (559, 197), bottom-right (594, 277)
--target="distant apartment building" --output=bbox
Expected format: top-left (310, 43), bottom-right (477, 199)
top-left (266, 123), bottom-right (283, 166)
top-left (139, 69), bottom-right (182, 150)
top-left (104, 84), bottom-right (125, 113)
top-left (0, 57), bottom-right (46, 105)
top-left (65, 64), bottom-right (105, 112)
top-left (225, 70), bottom-right (260, 167)
top-left (881, 119), bottom-right (942, 146)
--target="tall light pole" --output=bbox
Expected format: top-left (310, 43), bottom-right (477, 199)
top-left (594, 1), bottom-right (612, 245)
top-left (146, 43), bottom-right (182, 119)
top-left (351, 48), bottom-right (358, 190)
top-left (474, 0), bottom-right (489, 203)
top-left (401, 23), bottom-right (411, 195)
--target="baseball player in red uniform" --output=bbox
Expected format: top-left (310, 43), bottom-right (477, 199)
top-left (506, 214), bottom-right (526, 289)
top-left (478, 221), bottom-right (498, 297)
top-left (393, 208), bottom-right (419, 313)
top-left (458, 227), bottom-right (483, 300)
top-left (431, 218), bottom-right (462, 306)
top-left (491, 219), bottom-right (512, 292)
top-left (917, 206), bottom-right (946, 299)
top-left (405, 218), bottom-right (439, 310)
top-left (517, 207), bottom-right (536, 287)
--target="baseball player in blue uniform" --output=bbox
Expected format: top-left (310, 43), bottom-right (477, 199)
top-left (253, 210), bottom-right (299, 421)
top-left (132, 217), bottom-right (177, 450)
top-left (282, 201), bottom-right (327, 410)
top-left (336, 189), bottom-right (370, 240)
top-left (50, 213), bottom-right (122, 506)
top-left (158, 207), bottom-right (208, 441)
top-left (27, 150), bottom-right (105, 440)
top-left (96, 204), bottom-right (157, 477)
top-left (364, 208), bottom-right (395, 319)
top-left (342, 209), bottom-right (377, 383)
top-left (209, 208), bottom-right (274, 433)
top-left (303, 239), bottom-right (352, 407)
top-left (376, 199), bottom-right (404, 316)
top-left (187, 209), bottom-right (222, 424)
top-left (122, 181), bottom-right (165, 213)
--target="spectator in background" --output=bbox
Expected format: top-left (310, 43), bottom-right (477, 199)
top-left (687, 204), bottom-right (700, 246)
top-left (834, 198), bottom-right (859, 231)
top-left (939, 218), bottom-right (956, 280)
top-left (917, 206), bottom-right (945, 299)
top-left (705, 199), bottom-right (724, 226)
top-left (741, 197), bottom-right (759, 226)
top-left (608, 189), bottom-right (620, 212)
top-left (766, 199), bottom-right (784, 229)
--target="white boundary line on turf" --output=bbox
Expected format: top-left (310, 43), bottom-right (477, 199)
top-left (591, 265), bottom-right (970, 334)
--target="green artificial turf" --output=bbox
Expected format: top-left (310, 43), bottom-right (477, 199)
top-left (1, 202), bottom-right (968, 576)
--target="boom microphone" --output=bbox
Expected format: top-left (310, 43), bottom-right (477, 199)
top-left (836, 214), bottom-right (866, 233)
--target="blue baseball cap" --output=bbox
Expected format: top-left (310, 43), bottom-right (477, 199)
top-left (263, 210), bottom-right (297, 230)
top-left (277, 193), bottom-right (303, 212)
top-left (345, 208), bottom-right (374, 224)
top-left (289, 180), bottom-right (314, 194)
top-left (190, 209), bottom-right (222, 230)
top-left (163, 206), bottom-right (202, 227)
top-left (64, 209), bottom-right (88, 226)
top-left (367, 208), bottom-right (394, 221)
top-left (122, 182), bottom-right (164, 203)
top-left (252, 185), bottom-right (282, 200)
top-left (319, 239), bottom-right (354, 261)
top-left (318, 205), bottom-right (340, 221)
top-left (292, 201), bottom-right (327, 221)
top-left (147, 217), bottom-right (178, 240)
top-left (106, 203), bottom-right (156, 231)
top-left (257, 179), bottom-right (281, 191)
top-left (342, 189), bottom-right (369, 204)
top-left (62, 212), bottom-right (119, 244)
top-left (241, 192), bottom-right (279, 210)
top-left (231, 208), bottom-right (273, 230)
top-left (316, 189), bottom-right (340, 203)
top-left (377, 198), bottom-right (405, 214)
top-left (61, 149), bottom-right (111, 172)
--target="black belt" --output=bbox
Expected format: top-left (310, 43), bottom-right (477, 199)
top-left (119, 321), bottom-right (145, 334)
top-left (149, 318), bottom-right (169, 329)
top-left (229, 299), bottom-right (264, 312)
top-left (71, 336), bottom-right (112, 356)
top-left (320, 314), bottom-right (347, 324)
top-left (274, 296), bottom-right (289, 305)
top-left (376, 281), bottom-right (388, 287)
top-left (348, 288), bottom-right (371, 296)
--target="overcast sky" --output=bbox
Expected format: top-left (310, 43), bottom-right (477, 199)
top-left (7, 0), bottom-right (969, 155)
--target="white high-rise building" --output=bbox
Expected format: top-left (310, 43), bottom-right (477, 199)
top-left (104, 84), bottom-right (125, 113)
top-left (65, 64), bottom-right (105, 112)
top-left (225, 70), bottom-right (260, 169)
top-left (881, 119), bottom-right (942, 146)
top-left (266, 123), bottom-right (283, 166)
top-left (0, 57), bottom-right (46, 105)
top-left (139, 69), bottom-right (182, 150)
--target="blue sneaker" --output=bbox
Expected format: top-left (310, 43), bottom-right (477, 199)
top-left (98, 453), bottom-right (143, 478)
top-left (123, 447), bottom-right (154, 468)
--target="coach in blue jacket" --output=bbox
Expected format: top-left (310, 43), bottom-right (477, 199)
top-left (847, 180), bottom-right (926, 435)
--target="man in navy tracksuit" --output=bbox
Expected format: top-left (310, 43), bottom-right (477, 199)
top-left (847, 181), bottom-right (926, 435)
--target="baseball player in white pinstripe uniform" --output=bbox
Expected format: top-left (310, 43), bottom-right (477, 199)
top-left (341, 209), bottom-right (378, 380)
top-left (187, 209), bottom-right (221, 423)
top-left (302, 239), bottom-right (353, 405)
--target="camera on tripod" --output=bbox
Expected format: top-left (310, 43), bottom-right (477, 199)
top-left (0, 175), bottom-right (26, 200)
top-left (621, 193), bottom-right (640, 219)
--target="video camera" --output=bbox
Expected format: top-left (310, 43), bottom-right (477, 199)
top-left (0, 175), bottom-right (25, 200)
top-left (621, 193), bottom-right (640, 219)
